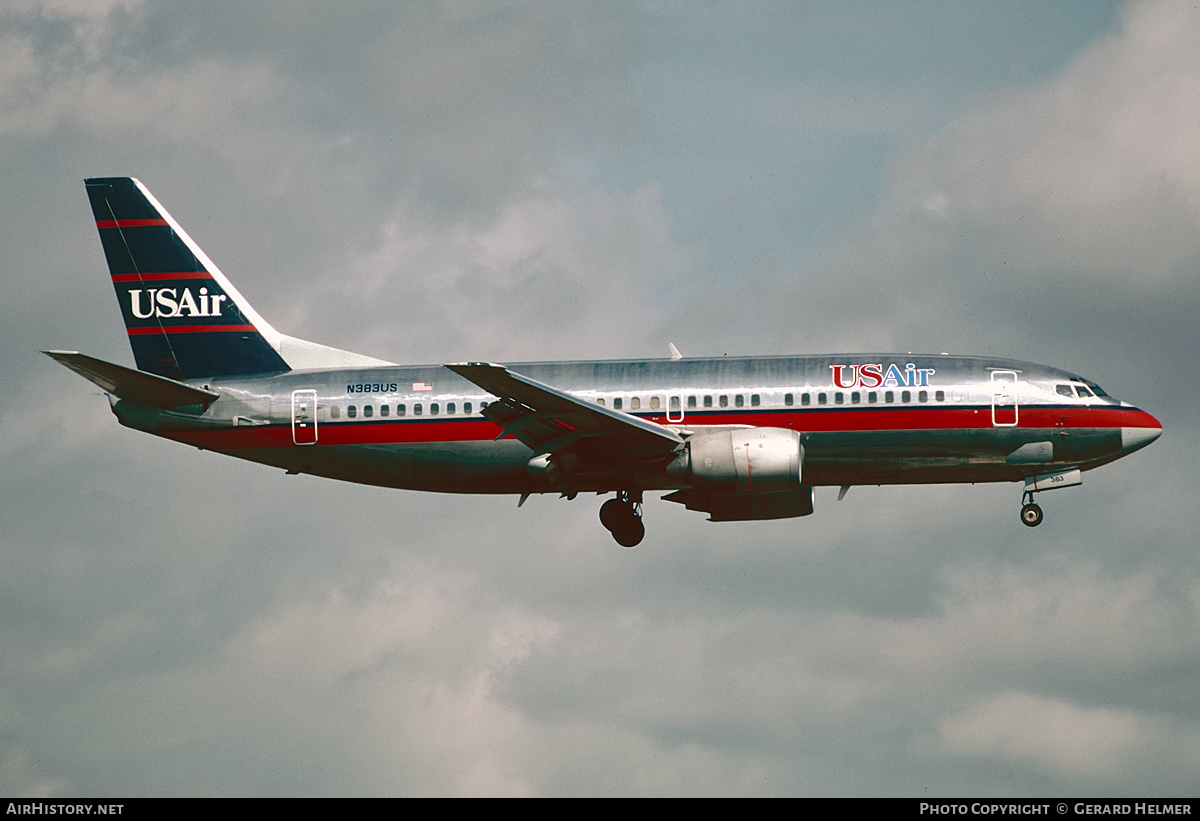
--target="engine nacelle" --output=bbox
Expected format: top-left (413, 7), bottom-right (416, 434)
top-left (674, 428), bottom-right (803, 494)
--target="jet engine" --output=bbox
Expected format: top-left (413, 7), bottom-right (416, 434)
top-left (669, 428), bottom-right (803, 493)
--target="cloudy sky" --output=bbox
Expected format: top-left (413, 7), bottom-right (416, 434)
top-left (2, 0), bottom-right (1198, 797)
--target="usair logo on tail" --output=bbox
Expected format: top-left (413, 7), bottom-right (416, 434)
top-left (129, 287), bottom-right (228, 319)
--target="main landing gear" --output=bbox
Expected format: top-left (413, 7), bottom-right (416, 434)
top-left (1020, 490), bottom-right (1044, 528)
top-left (600, 490), bottom-right (645, 547)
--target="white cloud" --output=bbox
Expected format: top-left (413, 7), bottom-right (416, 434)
top-left (893, 0), bottom-right (1200, 282)
top-left (0, 749), bottom-right (67, 799)
top-left (150, 560), bottom-right (563, 795)
top-left (291, 177), bottom-right (687, 363)
top-left (937, 690), bottom-right (1200, 786)
top-left (0, 1), bottom-right (281, 160)
top-left (816, 560), bottom-right (1200, 705)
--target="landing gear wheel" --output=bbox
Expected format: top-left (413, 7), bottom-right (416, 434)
top-left (599, 499), bottom-right (626, 532)
top-left (612, 518), bottom-right (645, 548)
top-left (600, 491), bottom-right (645, 547)
top-left (1020, 503), bottom-right (1044, 527)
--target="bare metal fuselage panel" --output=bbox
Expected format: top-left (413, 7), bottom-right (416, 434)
top-left (115, 354), bottom-right (1152, 494)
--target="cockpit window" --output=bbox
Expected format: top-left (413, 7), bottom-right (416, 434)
top-left (1056, 385), bottom-right (1074, 398)
top-left (1070, 378), bottom-right (1108, 398)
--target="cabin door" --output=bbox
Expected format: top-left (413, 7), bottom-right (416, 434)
top-left (291, 389), bottom-right (318, 445)
top-left (991, 371), bottom-right (1018, 427)
top-left (666, 395), bottom-right (685, 423)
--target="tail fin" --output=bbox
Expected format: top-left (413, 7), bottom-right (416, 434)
top-left (85, 177), bottom-right (290, 380)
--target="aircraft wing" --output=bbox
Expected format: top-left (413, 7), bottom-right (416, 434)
top-left (445, 362), bottom-right (684, 458)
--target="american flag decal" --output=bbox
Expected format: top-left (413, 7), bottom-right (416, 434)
top-left (413, 382), bottom-right (433, 392)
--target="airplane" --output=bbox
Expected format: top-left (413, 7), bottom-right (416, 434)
top-left (46, 177), bottom-right (1163, 547)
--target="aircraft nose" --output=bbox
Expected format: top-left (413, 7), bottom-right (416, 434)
top-left (1121, 420), bottom-right (1162, 453)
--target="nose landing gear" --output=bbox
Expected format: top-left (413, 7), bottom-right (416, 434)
top-left (1018, 468), bottom-right (1082, 528)
top-left (600, 490), bottom-right (645, 547)
top-left (1020, 493), bottom-right (1044, 527)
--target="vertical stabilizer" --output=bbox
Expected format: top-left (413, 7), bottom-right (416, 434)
top-left (85, 177), bottom-right (290, 380)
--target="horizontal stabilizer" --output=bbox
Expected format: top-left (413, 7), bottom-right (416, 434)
top-left (43, 351), bottom-right (219, 407)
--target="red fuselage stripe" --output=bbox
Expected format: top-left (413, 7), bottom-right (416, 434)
top-left (127, 325), bottom-right (259, 335)
top-left (96, 219), bottom-right (169, 228)
top-left (112, 272), bottom-right (214, 282)
top-left (159, 406), bottom-right (1160, 452)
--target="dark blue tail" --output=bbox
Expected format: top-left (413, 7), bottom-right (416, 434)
top-left (85, 177), bottom-right (289, 380)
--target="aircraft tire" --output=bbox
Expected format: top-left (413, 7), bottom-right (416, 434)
top-left (599, 498), bottom-right (626, 532)
top-left (612, 519), bottom-right (645, 548)
top-left (1020, 503), bottom-right (1043, 527)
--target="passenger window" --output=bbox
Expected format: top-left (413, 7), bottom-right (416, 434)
top-left (414, 404), bottom-right (422, 416)
top-left (817, 393), bottom-right (827, 406)
top-left (431, 403), bottom-right (439, 415)
top-left (901, 390), bottom-right (911, 403)
top-left (650, 397), bottom-right (661, 410)
top-left (734, 395), bottom-right (744, 408)
top-left (719, 395), bottom-right (729, 408)
top-left (851, 392), bottom-right (861, 405)
top-left (331, 405), bottom-right (341, 420)
top-left (801, 393), bottom-right (811, 406)
top-left (885, 391), bottom-right (895, 403)
top-left (868, 392), bottom-right (878, 404)
top-left (935, 390), bottom-right (945, 402)
top-left (703, 396), bottom-right (713, 408)
top-left (784, 393), bottom-right (794, 406)
top-left (464, 402), bottom-right (472, 414)
top-left (918, 390), bottom-right (928, 403)
top-left (380, 404), bottom-right (389, 417)
top-left (613, 398), bottom-right (623, 410)
top-left (750, 394), bottom-right (760, 407)
top-left (669, 396), bottom-right (680, 411)
top-left (687, 396), bottom-right (697, 409)
top-left (397, 403), bottom-right (406, 416)
top-left (596, 397), bottom-right (605, 406)
top-left (630, 397), bottom-right (641, 410)
top-left (364, 405), bottom-right (373, 417)
top-left (834, 393), bottom-right (844, 405)
top-left (348, 405), bottom-right (357, 418)
top-left (447, 402), bottom-right (455, 414)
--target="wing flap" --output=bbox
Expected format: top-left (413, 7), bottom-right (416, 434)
top-left (44, 350), bottom-right (219, 407)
